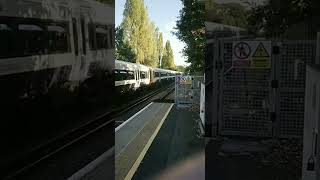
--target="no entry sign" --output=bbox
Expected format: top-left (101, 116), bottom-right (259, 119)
top-left (232, 41), bottom-right (271, 69)
top-left (234, 42), bottom-right (251, 59)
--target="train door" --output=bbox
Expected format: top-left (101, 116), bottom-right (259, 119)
top-left (79, 7), bottom-right (90, 76)
top-left (149, 69), bottom-right (153, 83)
top-left (69, 6), bottom-right (81, 83)
top-left (137, 69), bottom-right (141, 88)
top-left (148, 69), bottom-right (152, 84)
top-left (69, 5), bottom-right (90, 83)
top-left (135, 69), bottom-right (139, 89)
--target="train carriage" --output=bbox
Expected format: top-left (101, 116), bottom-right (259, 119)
top-left (115, 60), bottom-right (181, 93)
top-left (0, 0), bottom-right (114, 102)
top-left (136, 63), bottom-right (151, 86)
top-left (115, 60), bottom-right (139, 92)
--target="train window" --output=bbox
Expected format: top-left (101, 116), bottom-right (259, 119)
top-left (0, 17), bottom-right (73, 58)
top-left (0, 24), bottom-right (11, 31)
top-left (88, 23), bottom-right (96, 50)
top-left (115, 70), bottom-right (121, 81)
top-left (155, 72), bottom-right (160, 77)
top-left (128, 71), bottom-right (135, 79)
top-left (47, 24), bottom-right (70, 53)
top-left (96, 25), bottom-right (109, 49)
top-left (80, 17), bottom-right (86, 55)
top-left (19, 24), bottom-right (42, 31)
top-left (72, 18), bottom-right (79, 56)
top-left (17, 23), bottom-right (46, 55)
top-left (119, 70), bottom-right (127, 81)
top-left (0, 23), bottom-right (14, 58)
top-left (140, 71), bottom-right (146, 79)
top-left (115, 70), bottom-right (135, 81)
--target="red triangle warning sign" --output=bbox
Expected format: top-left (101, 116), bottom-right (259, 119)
top-left (252, 43), bottom-right (270, 57)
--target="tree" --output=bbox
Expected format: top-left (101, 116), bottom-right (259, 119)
top-left (157, 32), bottom-right (164, 67)
top-left (116, 0), bottom-right (161, 67)
top-left (115, 26), bottom-right (135, 62)
top-left (162, 41), bottom-right (175, 70)
top-left (117, 0), bottom-right (146, 64)
top-left (176, 65), bottom-right (186, 72)
top-left (246, 0), bottom-right (312, 37)
top-left (144, 22), bottom-right (158, 67)
top-left (175, 0), bottom-right (205, 73)
top-left (206, 2), bottom-right (248, 28)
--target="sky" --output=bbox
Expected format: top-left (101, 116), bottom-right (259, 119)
top-left (115, 0), bottom-right (188, 66)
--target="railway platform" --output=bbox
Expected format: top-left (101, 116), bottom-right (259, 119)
top-left (115, 102), bottom-right (204, 180)
top-left (131, 104), bottom-right (204, 180)
top-left (67, 94), bottom-right (204, 180)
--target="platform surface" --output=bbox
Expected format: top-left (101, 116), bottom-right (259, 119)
top-left (115, 102), bottom-right (174, 180)
top-left (132, 104), bottom-right (205, 180)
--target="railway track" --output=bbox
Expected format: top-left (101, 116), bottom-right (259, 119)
top-left (3, 83), bottom-right (175, 180)
top-left (115, 84), bottom-right (175, 127)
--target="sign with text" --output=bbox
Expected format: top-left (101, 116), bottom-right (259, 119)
top-left (232, 41), bottom-right (271, 69)
top-left (179, 76), bottom-right (192, 85)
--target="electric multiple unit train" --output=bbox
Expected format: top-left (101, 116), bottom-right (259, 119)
top-left (0, 0), bottom-right (181, 103)
top-left (115, 60), bottom-right (181, 92)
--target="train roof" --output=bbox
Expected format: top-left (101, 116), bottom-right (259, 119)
top-left (0, 0), bottom-right (114, 23)
top-left (115, 60), bottom-right (137, 70)
top-left (116, 60), bottom-right (181, 74)
top-left (135, 63), bottom-right (150, 71)
top-left (79, 0), bottom-right (114, 24)
top-left (154, 68), bottom-right (179, 74)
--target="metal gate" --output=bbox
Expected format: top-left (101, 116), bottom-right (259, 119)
top-left (276, 41), bottom-right (316, 138)
top-left (209, 39), bottom-right (316, 138)
top-left (175, 75), bottom-right (203, 105)
top-left (218, 40), bottom-right (273, 137)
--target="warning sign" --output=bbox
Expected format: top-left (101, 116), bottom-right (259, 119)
top-left (234, 42), bottom-right (251, 59)
top-left (232, 41), bottom-right (271, 69)
top-left (179, 76), bottom-right (192, 85)
top-left (252, 43), bottom-right (270, 58)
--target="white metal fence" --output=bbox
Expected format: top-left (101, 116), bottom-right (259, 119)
top-left (206, 39), bottom-right (316, 138)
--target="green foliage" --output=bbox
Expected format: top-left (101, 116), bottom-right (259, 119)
top-left (246, 0), bottom-right (312, 37)
top-left (116, 0), bottom-right (166, 68)
top-left (144, 22), bottom-right (159, 67)
top-left (175, 0), bottom-right (205, 73)
top-left (175, 65), bottom-right (186, 72)
top-left (162, 41), bottom-right (175, 70)
top-left (206, 2), bottom-right (248, 28)
top-left (115, 26), bottom-right (136, 62)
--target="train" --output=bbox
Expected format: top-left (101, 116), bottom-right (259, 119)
top-left (0, 0), bottom-right (182, 105)
top-left (115, 60), bottom-right (181, 93)
top-left (0, 0), bottom-right (114, 104)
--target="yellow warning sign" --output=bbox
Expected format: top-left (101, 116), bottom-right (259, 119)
top-left (252, 43), bottom-right (270, 57)
top-left (232, 41), bottom-right (271, 69)
top-left (251, 58), bottom-right (270, 68)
